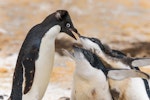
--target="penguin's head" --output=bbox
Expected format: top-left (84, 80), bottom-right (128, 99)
top-left (41, 10), bottom-right (79, 39)
top-left (63, 45), bottom-right (101, 68)
top-left (73, 46), bottom-right (95, 63)
top-left (79, 36), bottom-right (104, 53)
top-left (55, 10), bottom-right (79, 39)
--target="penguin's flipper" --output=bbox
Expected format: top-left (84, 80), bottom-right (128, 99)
top-left (131, 58), bottom-right (150, 67)
top-left (22, 46), bottom-right (39, 94)
top-left (107, 69), bottom-right (150, 80)
top-left (22, 57), bottom-right (35, 94)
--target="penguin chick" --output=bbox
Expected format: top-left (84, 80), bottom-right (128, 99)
top-left (79, 36), bottom-right (150, 100)
top-left (63, 46), bottom-right (149, 100)
top-left (79, 36), bottom-right (150, 69)
top-left (65, 46), bottom-right (113, 100)
top-left (9, 10), bottom-right (79, 100)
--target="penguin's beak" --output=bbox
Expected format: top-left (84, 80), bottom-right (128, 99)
top-left (67, 27), bottom-right (80, 40)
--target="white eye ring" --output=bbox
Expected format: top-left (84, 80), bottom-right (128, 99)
top-left (66, 23), bottom-right (71, 28)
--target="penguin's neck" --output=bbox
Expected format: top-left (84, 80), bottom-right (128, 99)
top-left (37, 25), bottom-right (61, 72)
top-left (44, 25), bottom-right (61, 40)
top-left (75, 60), bottom-right (98, 80)
top-left (37, 26), bottom-right (59, 67)
top-left (36, 25), bottom-right (61, 83)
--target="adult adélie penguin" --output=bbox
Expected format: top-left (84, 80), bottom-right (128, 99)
top-left (9, 10), bottom-right (79, 100)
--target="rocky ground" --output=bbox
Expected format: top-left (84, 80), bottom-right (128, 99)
top-left (0, 0), bottom-right (150, 100)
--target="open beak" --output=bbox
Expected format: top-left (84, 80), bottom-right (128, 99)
top-left (68, 28), bottom-right (80, 40)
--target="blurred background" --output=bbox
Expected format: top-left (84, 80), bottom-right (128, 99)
top-left (0, 0), bottom-right (150, 100)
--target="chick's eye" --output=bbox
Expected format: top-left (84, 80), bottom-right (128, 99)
top-left (66, 23), bottom-right (71, 28)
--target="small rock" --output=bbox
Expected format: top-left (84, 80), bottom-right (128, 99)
top-left (58, 97), bottom-right (70, 100)
top-left (0, 67), bottom-right (8, 73)
top-left (0, 95), bottom-right (4, 100)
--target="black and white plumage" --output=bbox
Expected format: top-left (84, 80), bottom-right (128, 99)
top-left (65, 46), bottom-right (113, 100)
top-left (9, 10), bottom-right (79, 100)
top-left (79, 36), bottom-right (150, 69)
top-left (79, 36), bottom-right (150, 100)
top-left (63, 46), bottom-right (149, 100)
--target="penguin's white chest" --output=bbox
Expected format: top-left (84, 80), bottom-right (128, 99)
top-left (110, 78), bottom-right (149, 100)
top-left (73, 73), bottom-right (112, 100)
top-left (72, 63), bottom-right (112, 100)
top-left (125, 78), bottom-right (149, 100)
top-left (23, 25), bottom-right (61, 100)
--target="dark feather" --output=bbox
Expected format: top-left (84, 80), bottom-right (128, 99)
top-left (22, 45), bottom-right (39, 94)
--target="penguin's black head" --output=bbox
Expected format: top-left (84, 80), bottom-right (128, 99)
top-left (55, 10), bottom-right (79, 39)
top-left (41, 10), bottom-right (79, 39)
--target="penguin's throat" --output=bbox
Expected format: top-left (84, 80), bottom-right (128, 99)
top-left (44, 25), bottom-right (61, 39)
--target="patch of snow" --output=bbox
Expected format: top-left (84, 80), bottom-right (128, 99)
top-left (43, 83), bottom-right (71, 100)
top-left (0, 28), bottom-right (8, 35)
top-left (0, 90), bottom-right (9, 100)
top-left (0, 53), bottom-right (17, 69)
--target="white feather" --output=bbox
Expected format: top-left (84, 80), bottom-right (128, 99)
top-left (126, 78), bottom-right (149, 100)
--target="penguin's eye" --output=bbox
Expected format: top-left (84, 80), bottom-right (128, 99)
top-left (66, 23), bottom-right (71, 28)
